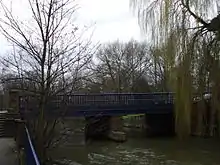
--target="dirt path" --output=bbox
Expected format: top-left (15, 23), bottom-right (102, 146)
top-left (0, 138), bottom-right (18, 165)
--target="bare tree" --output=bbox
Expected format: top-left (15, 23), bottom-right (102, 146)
top-left (89, 40), bottom-right (151, 93)
top-left (0, 0), bottom-right (96, 163)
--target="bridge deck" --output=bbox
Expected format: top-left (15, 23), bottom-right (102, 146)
top-left (0, 138), bottom-right (18, 165)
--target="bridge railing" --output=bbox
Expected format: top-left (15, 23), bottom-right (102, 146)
top-left (23, 125), bottom-right (40, 165)
top-left (51, 92), bottom-right (174, 106)
top-left (18, 92), bottom-right (210, 111)
top-left (18, 93), bottom-right (174, 115)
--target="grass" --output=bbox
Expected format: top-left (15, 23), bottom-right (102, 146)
top-left (122, 114), bottom-right (145, 119)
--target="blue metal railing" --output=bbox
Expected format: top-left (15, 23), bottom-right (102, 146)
top-left (24, 126), bottom-right (40, 165)
top-left (19, 92), bottom-right (174, 108)
top-left (18, 92), bottom-right (175, 118)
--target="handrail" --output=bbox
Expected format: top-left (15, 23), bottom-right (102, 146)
top-left (24, 125), bottom-right (41, 165)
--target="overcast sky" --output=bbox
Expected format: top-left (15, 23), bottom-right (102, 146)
top-left (0, 0), bottom-right (142, 54)
top-left (77, 0), bottom-right (142, 43)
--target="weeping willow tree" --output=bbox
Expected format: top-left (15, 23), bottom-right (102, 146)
top-left (130, 0), bottom-right (220, 139)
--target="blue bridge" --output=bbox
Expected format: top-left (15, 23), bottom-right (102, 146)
top-left (19, 92), bottom-right (174, 117)
top-left (16, 92), bottom-right (178, 165)
top-left (15, 92), bottom-right (209, 165)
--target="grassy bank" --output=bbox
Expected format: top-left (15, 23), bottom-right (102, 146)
top-left (122, 114), bottom-right (145, 119)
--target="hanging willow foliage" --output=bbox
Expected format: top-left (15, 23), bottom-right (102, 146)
top-left (130, 0), bottom-right (220, 139)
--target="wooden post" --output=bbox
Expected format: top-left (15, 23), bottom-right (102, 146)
top-left (14, 119), bottom-right (26, 153)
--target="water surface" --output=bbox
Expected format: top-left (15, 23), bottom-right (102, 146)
top-left (52, 137), bottom-right (220, 165)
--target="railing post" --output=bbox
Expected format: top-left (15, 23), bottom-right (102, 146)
top-left (19, 148), bottom-right (25, 165)
top-left (14, 119), bottom-right (26, 164)
top-left (15, 119), bottom-right (25, 147)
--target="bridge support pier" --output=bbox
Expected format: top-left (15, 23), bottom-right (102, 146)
top-left (108, 116), bottom-right (126, 142)
top-left (145, 113), bottom-right (175, 137)
top-left (85, 116), bottom-right (111, 141)
top-left (85, 116), bottom-right (126, 142)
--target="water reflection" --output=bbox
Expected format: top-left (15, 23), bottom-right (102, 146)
top-left (51, 137), bottom-right (220, 165)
